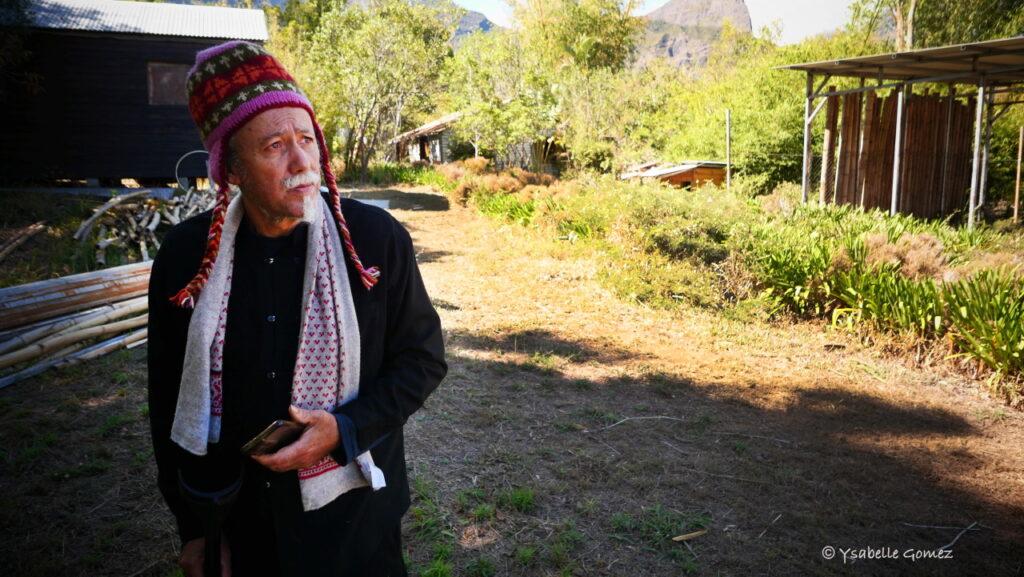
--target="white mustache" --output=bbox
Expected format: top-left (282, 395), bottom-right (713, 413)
top-left (284, 170), bottom-right (321, 190)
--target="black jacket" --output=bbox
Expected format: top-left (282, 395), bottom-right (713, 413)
top-left (147, 196), bottom-right (447, 576)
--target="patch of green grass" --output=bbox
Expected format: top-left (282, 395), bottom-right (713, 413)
top-left (421, 559), bottom-right (453, 577)
top-left (554, 420), bottom-right (584, 433)
top-left (611, 505), bottom-right (709, 570)
top-left (496, 487), bottom-right (535, 513)
top-left (99, 412), bottom-right (136, 437)
top-left (546, 522), bottom-right (584, 571)
top-left (5, 431), bottom-right (58, 470)
top-left (432, 542), bottom-right (452, 562)
top-left (610, 512), bottom-right (636, 532)
top-left (689, 413), bottom-right (714, 434)
top-left (471, 503), bottom-right (495, 522)
top-left (466, 557), bottom-right (496, 577)
top-left (515, 546), bottom-right (536, 566)
top-left (579, 407), bottom-right (619, 425)
top-left (455, 487), bottom-right (486, 512)
top-left (525, 351), bottom-right (561, 374)
top-left (52, 457), bottom-right (112, 480)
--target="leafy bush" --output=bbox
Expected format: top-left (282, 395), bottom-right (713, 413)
top-left (946, 269), bottom-right (1024, 398)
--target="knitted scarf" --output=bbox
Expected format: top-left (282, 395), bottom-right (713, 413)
top-left (171, 194), bottom-right (385, 511)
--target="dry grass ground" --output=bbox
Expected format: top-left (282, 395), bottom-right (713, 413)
top-left (0, 187), bottom-right (1022, 576)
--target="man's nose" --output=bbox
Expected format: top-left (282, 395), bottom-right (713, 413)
top-left (288, 140), bottom-right (317, 172)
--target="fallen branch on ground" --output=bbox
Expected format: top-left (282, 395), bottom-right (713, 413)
top-left (0, 221), bottom-right (46, 263)
top-left (582, 415), bottom-right (686, 433)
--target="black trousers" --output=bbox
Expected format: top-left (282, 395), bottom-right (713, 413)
top-left (227, 509), bottom-right (406, 577)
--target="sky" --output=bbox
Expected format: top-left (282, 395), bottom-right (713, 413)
top-left (452, 0), bottom-right (857, 45)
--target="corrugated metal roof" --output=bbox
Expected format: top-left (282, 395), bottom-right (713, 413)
top-left (620, 161), bottom-right (726, 180)
top-left (391, 112), bottom-right (463, 144)
top-left (20, 0), bottom-right (268, 41)
top-left (784, 36), bottom-right (1024, 84)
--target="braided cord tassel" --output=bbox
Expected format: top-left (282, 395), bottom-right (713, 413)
top-left (315, 122), bottom-right (380, 290)
top-left (169, 185), bottom-right (231, 309)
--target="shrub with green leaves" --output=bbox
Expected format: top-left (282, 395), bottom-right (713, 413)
top-left (946, 269), bottom-right (1024, 388)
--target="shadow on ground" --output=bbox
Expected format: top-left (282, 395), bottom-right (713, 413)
top-left (402, 326), bottom-right (1024, 577)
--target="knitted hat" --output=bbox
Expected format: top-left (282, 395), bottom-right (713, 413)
top-left (171, 41), bottom-right (379, 308)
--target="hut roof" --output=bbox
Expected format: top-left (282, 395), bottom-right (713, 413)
top-left (784, 35), bottom-right (1024, 84)
top-left (7, 0), bottom-right (268, 41)
top-left (620, 161), bottom-right (726, 180)
top-left (391, 112), bottom-right (463, 144)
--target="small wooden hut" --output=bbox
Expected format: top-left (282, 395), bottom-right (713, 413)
top-left (620, 161), bottom-right (727, 188)
top-left (0, 0), bottom-right (268, 184)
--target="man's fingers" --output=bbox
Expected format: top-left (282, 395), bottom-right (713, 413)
top-left (252, 432), bottom-right (314, 471)
top-left (289, 404), bottom-right (311, 424)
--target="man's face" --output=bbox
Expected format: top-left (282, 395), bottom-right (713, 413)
top-left (227, 107), bottom-right (321, 223)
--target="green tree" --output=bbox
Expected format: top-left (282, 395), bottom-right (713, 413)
top-left (512, 0), bottom-right (643, 73)
top-left (444, 30), bottom-right (554, 159)
top-left (304, 0), bottom-right (458, 178)
top-left (849, 0), bottom-right (1024, 50)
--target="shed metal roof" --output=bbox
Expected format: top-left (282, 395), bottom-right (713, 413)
top-left (15, 0), bottom-right (268, 41)
top-left (620, 161), bottom-right (726, 180)
top-left (784, 35), bottom-right (1024, 85)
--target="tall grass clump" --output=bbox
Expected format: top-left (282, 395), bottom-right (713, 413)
top-left (946, 269), bottom-right (1024, 401)
top-left (354, 162), bottom-right (455, 192)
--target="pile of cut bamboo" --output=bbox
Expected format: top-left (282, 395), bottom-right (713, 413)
top-left (76, 187), bottom-right (216, 264)
top-left (0, 261), bottom-right (153, 389)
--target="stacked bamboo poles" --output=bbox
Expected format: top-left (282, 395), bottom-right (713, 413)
top-left (0, 262), bottom-right (153, 390)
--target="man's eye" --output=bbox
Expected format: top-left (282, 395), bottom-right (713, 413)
top-left (268, 142), bottom-right (282, 150)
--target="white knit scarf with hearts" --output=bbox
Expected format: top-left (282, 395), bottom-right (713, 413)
top-left (171, 194), bottom-right (385, 511)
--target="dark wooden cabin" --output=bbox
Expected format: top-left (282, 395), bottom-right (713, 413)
top-left (0, 0), bottom-right (268, 185)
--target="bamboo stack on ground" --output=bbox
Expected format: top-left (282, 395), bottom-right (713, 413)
top-left (0, 261), bottom-right (154, 389)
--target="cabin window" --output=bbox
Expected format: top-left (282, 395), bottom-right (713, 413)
top-left (147, 62), bottom-right (190, 106)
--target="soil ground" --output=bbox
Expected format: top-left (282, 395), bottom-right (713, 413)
top-left (0, 187), bottom-right (1022, 576)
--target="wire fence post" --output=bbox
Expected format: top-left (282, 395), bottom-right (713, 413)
top-left (725, 109), bottom-right (731, 192)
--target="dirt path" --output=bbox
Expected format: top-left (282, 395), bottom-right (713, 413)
top-left (0, 188), bottom-right (1021, 576)
top-left (387, 188), bottom-right (1024, 576)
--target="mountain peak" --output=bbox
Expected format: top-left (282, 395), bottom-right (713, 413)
top-left (647, 0), bottom-right (752, 33)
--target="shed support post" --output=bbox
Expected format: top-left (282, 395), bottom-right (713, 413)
top-left (969, 78), bottom-right (987, 230)
top-left (890, 84), bottom-right (907, 216)
top-left (725, 109), bottom-right (732, 192)
top-left (979, 86), bottom-right (995, 208)
top-left (801, 73), bottom-right (813, 204)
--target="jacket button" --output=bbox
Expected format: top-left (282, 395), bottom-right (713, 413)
top-left (267, 314), bottom-right (276, 323)
top-left (267, 371), bottom-right (276, 380)
top-left (266, 257), bottom-right (275, 265)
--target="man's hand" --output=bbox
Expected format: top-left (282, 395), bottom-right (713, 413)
top-left (179, 535), bottom-right (231, 577)
top-left (252, 405), bottom-right (340, 472)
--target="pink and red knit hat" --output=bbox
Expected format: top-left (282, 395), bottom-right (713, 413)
top-left (171, 41), bottom-right (379, 308)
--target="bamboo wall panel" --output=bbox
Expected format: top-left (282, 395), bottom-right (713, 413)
top-left (831, 92), bottom-right (974, 219)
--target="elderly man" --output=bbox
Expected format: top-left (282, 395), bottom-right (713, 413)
top-left (147, 41), bottom-right (446, 577)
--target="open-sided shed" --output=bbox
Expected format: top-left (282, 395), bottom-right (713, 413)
top-left (785, 36), bottom-right (1024, 228)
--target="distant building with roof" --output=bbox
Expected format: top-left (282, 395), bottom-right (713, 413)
top-left (620, 160), bottom-right (727, 188)
top-left (0, 0), bottom-right (268, 185)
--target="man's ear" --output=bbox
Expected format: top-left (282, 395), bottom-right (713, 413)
top-left (227, 166), bottom-right (241, 187)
